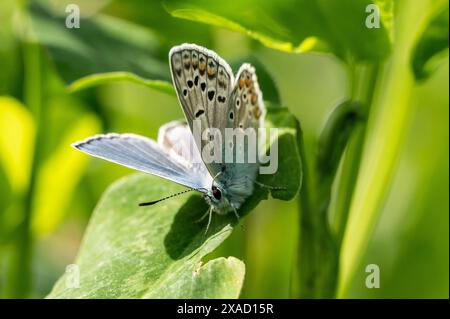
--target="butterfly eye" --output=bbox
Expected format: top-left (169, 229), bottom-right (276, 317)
top-left (212, 186), bottom-right (222, 200)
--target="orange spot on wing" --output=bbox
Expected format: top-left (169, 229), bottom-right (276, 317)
top-left (253, 106), bottom-right (261, 119)
top-left (207, 67), bottom-right (216, 77)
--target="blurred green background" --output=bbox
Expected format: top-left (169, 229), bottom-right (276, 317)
top-left (0, 0), bottom-right (448, 298)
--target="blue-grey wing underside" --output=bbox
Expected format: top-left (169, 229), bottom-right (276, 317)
top-left (72, 133), bottom-right (210, 191)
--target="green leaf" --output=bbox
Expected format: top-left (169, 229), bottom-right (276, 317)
top-left (28, 3), bottom-right (170, 85)
top-left (164, 0), bottom-right (391, 61)
top-left (47, 106), bottom-right (302, 298)
top-left (68, 72), bottom-right (176, 96)
top-left (67, 58), bottom-right (279, 100)
top-left (258, 104), bottom-right (302, 201)
top-left (47, 174), bottom-right (244, 298)
top-left (412, 5), bottom-right (449, 80)
top-left (103, 0), bottom-right (215, 52)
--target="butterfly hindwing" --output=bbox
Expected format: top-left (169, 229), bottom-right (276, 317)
top-left (228, 63), bottom-right (265, 131)
top-left (211, 63), bottom-right (266, 209)
top-left (157, 120), bottom-right (212, 188)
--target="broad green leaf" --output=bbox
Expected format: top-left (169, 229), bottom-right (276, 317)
top-left (32, 113), bottom-right (101, 237)
top-left (412, 5), bottom-right (449, 80)
top-left (0, 96), bottom-right (35, 194)
top-left (164, 0), bottom-right (391, 61)
top-left (47, 174), bottom-right (245, 298)
top-left (258, 104), bottom-right (302, 201)
top-left (28, 3), bottom-right (170, 86)
top-left (68, 72), bottom-right (175, 96)
top-left (47, 106), bottom-right (302, 298)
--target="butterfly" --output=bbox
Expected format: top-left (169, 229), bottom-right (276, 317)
top-left (72, 43), bottom-right (272, 234)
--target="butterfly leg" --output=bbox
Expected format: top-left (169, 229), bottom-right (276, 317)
top-left (232, 206), bottom-right (240, 223)
top-left (194, 208), bottom-right (210, 223)
top-left (204, 207), bottom-right (213, 236)
top-left (248, 177), bottom-right (287, 191)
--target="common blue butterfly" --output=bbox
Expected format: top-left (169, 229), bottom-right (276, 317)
top-left (73, 44), bottom-right (273, 234)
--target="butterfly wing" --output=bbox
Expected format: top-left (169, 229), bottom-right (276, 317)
top-left (157, 120), bottom-right (212, 187)
top-left (72, 133), bottom-right (210, 191)
top-left (169, 43), bottom-right (234, 177)
top-left (169, 44), bottom-right (266, 210)
top-left (228, 63), bottom-right (266, 131)
top-left (220, 63), bottom-right (266, 209)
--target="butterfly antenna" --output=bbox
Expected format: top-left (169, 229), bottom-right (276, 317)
top-left (139, 188), bottom-right (194, 206)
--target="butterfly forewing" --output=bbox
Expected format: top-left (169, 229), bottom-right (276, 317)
top-left (169, 44), bottom-right (234, 177)
top-left (72, 133), bottom-right (210, 191)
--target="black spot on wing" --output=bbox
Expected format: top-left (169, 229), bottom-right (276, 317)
top-left (195, 109), bottom-right (205, 118)
top-left (208, 90), bottom-right (215, 101)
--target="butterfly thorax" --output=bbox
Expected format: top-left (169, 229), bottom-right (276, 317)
top-left (205, 163), bottom-right (258, 214)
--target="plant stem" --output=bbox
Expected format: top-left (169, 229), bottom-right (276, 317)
top-left (293, 122), bottom-right (339, 298)
top-left (332, 63), bottom-right (380, 246)
top-left (337, 0), bottom-right (434, 297)
top-left (9, 41), bottom-right (43, 298)
top-left (293, 63), bottom-right (380, 298)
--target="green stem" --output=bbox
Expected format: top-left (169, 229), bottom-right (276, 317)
top-left (337, 0), bottom-right (433, 297)
top-left (9, 41), bottom-right (43, 298)
top-left (293, 121), bottom-right (339, 298)
top-left (291, 124), bottom-right (314, 298)
top-left (293, 63), bottom-right (380, 299)
top-left (332, 63), bottom-right (380, 246)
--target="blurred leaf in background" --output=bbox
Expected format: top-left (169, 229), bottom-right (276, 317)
top-left (164, 0), bottom-right (392, 60)
top-left (29, 2), bottom-right (170, 85)
top-left (0, 97), bottom-right (35, 194)
top-left (412, 5), bottom-right (449, 80)
top-left (31, 112), bottom-right (100, 237)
